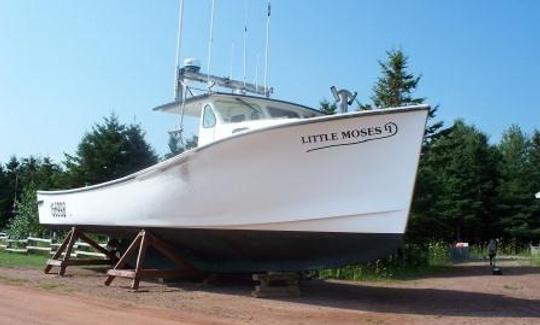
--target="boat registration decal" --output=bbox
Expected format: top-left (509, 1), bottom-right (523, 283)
top-left (301, 122), bottom-right (398, 152)
top-left (50, 201), bottom-right (67, 218)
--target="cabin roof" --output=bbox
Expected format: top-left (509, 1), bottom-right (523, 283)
top-left (152, 92), bottom-right (324, 117)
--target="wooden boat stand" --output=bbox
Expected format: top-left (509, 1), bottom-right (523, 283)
top-left (44, 227), bottom-right (118, 276)
top-left (104, 229), bottom-right (201, 290)
top-left (252, 272), bottom-right (301, 298)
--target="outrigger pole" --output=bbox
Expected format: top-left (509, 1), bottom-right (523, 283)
top-left (174, 0), bottom-right (185, 101)
top-left (173, 0), bottom-right (273, 99)
top-left (264, 0), bottom-right (271, 91)
top-left (207, 0), bottom-right (216, 88)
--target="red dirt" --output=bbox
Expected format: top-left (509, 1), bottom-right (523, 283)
top-left (0, 260), bottom-right (539, 324)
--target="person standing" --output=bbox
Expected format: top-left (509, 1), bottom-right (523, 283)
top-left (488, 239), bottom-right (498, 267)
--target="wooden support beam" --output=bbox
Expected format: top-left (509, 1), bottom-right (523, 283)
top-left (44, 227), bottom-right (117, 276)
top-left (252, 272), bottom-right (301, 298)
top-left (104, 229), bottom-right (201, 290)
top-left (59, 228), bottom-right (78, 275)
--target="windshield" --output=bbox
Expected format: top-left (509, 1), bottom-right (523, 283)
top-left (214, 100), bottom-right (264, 123)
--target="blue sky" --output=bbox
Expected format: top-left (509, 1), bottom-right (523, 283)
top-left (0, 0), bottom-right (539, 162)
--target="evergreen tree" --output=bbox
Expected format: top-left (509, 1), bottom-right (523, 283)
top-left (166, 134), bottom-right (199, 159)
top-left (318, 99), bottom-right (337, 115)
top-left (65, 114), bottom-right (158, 187)
top-left (0, 156), bottom-right (64, 228)
top-left (496, 126), bottom-right (538, 241)
top-left (529, 130), bottom-right (540, 243)
top-left (530, 130), bottom-right (540, 190)
top-left (371, 49), bottom-right (424, 108)
top-left (0, 165), bottom-right (8, 227)
top-left (365, 49), bottom-right (443, 142)
top-left (5, 182), bottom-right (44, 239)
top-left (408, 120), bottom-right (497, 243)
top-left (125, 124), bottom-right (159, 172)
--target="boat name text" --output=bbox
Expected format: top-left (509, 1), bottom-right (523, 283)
top-left (50, 201), bottom-right (67, 218)
top-left (301, 122), bottom-right (398, 152)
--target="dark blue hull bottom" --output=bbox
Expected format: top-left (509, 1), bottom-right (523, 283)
top-left (55, 226), bottom-right (403, 273)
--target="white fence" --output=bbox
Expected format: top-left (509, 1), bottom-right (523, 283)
top-left (0, 234), bottom-right (107, 259)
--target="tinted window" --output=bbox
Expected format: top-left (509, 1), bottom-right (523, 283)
top-left (214, 101), bottom-right (263, 123)
top-left (267, 107), bottom-right (300, 118)
top-left (202, 104), bottom-right (216, 128)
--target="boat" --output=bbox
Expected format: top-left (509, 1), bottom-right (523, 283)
top-left (37, 2), bottom-right (429, 273)
top-left (38, 70), bottom-right (428, 272)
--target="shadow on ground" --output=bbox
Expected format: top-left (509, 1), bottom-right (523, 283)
top-left (177, 263), bottom-right (540, 319)
top-left (297, 279), bottom-right (540, 318)
top-left (79, 263), bottom-right (540, 319)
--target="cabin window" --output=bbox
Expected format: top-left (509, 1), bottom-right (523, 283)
top-left (267, 107), bottom-right (300, 119)
top-left (202, 104), bottom-right (216, 128)
top-left (214, 100), bottom-right (263, 123)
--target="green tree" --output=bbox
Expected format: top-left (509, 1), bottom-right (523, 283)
top-left (318, 99), bottom-right (337, 115)
top-left (124, 124), bottom-right (160, 171)
top-left (529, 130), bottom-right (540, 243)
top-left (65, 114), bottom-right (158, 187)
top-left (496, 125), bottom-right (538, 242)
top-left (363, 49), bottom-right (443, 142)
top-left (530, 130), bottom-right (540, 191)
top-left (0, 156), bottom-right (64, 228)
top-left (5, 183), bottom-right (45, 239)
top-left (166, 134), bottom-right (199, 159)
top-left (408, 120), bottom-right (498, 243)
top-left (371, 49), bottom-right (424, 108)
top-left (0, 165), bottom-right (8, 227)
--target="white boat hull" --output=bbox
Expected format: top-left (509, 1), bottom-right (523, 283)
top-left (38, 106), bottom-right (428, 271)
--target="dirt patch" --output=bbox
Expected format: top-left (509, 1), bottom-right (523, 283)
top-left (0, 260), bottom-right (539, 324)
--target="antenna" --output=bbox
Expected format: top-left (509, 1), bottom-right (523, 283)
top-left (174, 0), bottom-right (185, 101)
top-left (207, 0), bottom-right (216, 88)
top-left (264, 0), bottom-right (271, 93)
top-left (229, 43), bottom-right (235, 79)
top-left (242, 0), bottom-right (248, 88)
top-left (255, 54), bottom-right (259, 90)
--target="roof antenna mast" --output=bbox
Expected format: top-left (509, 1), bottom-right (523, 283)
top-left (264, 0), bottom-right (271, 95)
top-left (242, 0), bottom-right (248, 90)
top-left (229, 42), bottom-right (235, 80)
top-left (207, 0), bottom-right (216, 88)
top-left (174, 0), bottom-right (185, 101)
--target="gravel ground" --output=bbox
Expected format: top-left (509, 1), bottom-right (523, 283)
top-left (0, 259), bottom-right (539, 324)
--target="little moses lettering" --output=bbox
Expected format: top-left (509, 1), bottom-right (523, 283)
top-left (301, 121), bottom-right (398, 147)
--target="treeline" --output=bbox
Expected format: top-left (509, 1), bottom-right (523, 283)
top-left (409, 122), bottom-right (540, 245)
top-left (0, 115), bottom-right (197, 236)
top-left (1, 49), bottom-right (539, 245)
top-left (322, 49), bottom-right (540, 245)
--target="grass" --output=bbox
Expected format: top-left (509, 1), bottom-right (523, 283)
top-left (318, 242), bottom-right (452, 281)
top-left (530, 256), bottom-right (540, 267)
top-left (0, 251), bottom-right (48, 269)
top-left (469, 242), bottom-right (534, 258)
top-left (319, 241), bottom-right (540, 282)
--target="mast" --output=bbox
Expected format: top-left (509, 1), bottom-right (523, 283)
top-left (229, 43), bottom-right (235, 80)
top-left (242, 0), bottom-right (248, 89)
top-left (255, 54), bottom-right (259, 91)
top-left (174, 0), bottom-right (185, 101)
top-left (207, 0), bottom-right (216, 88)
top-left (264, 0), bottom-right (271, 94)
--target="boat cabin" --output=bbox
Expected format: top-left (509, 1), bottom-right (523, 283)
top-left (154, 92), bottom-right (323, 146)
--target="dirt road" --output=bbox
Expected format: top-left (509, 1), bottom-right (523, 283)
top-left (0, 283), bottom-right (225, 325)
top-left (0, 260), bottom-right (539, 324)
